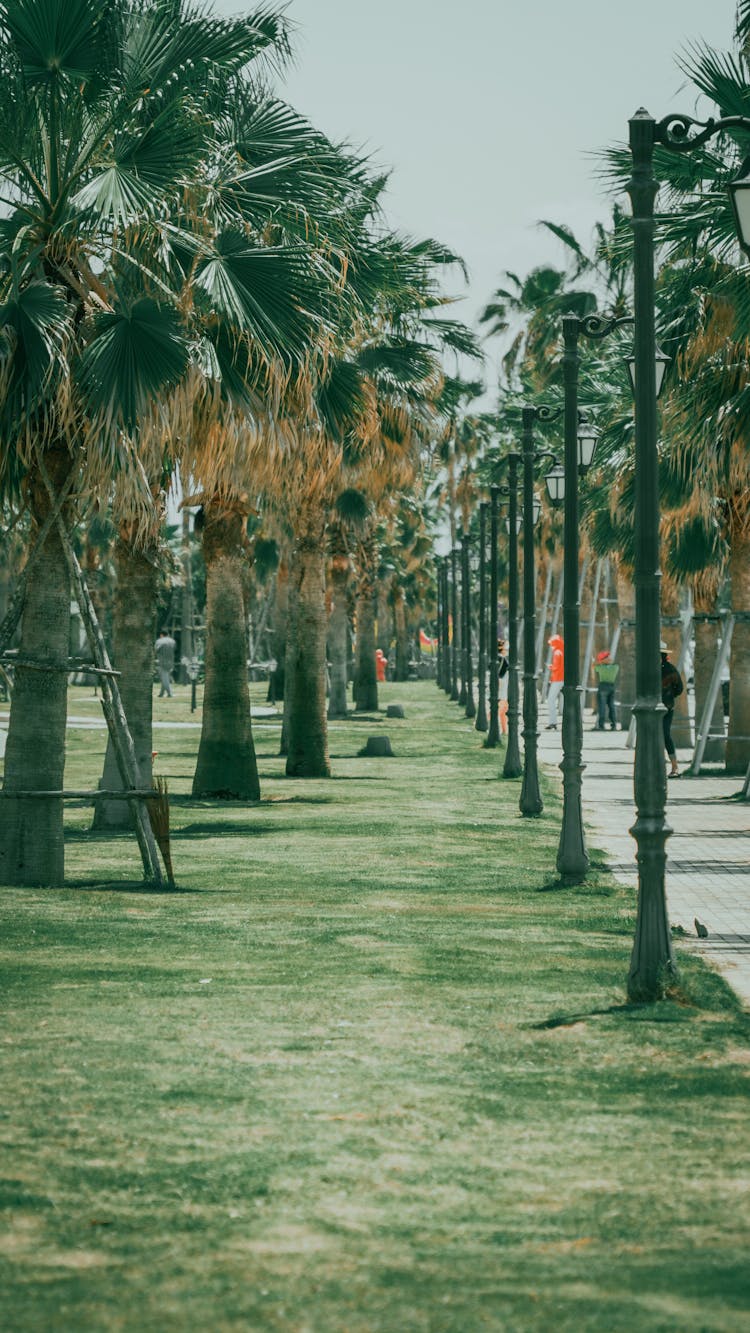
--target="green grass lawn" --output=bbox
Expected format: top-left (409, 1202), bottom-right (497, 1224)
top-left (1, 682), bottom-right (749, 1332)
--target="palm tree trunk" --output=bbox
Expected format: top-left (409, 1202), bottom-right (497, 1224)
top-left (693, 589), bottom-right (725, 765)
top-left (328, 558), bottom-right (350, 720)
top-left (192, 503), bottom-right (260, 800)
top-left (661, 580), bottom-right (691, 749)
top-left (267, 558), bottom-right (288, 705)
top-left (92, 529), bottom-right (158, 828)
top-left (393, 583), bottom-right (410, 681)
top-left (285, 537), bottom-right (330, 777)
top-left (0, 449), bottom-right (72, 886)
top-left (354, 529), bottom-right (378, 712)
top-left (726, 515), bottom-right (750, 774)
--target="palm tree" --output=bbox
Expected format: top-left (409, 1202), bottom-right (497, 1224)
top-left (0, 0), bottom-right (287, 883)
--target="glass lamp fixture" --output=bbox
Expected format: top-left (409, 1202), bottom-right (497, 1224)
top-left (728, 161), bottom-right (750, 256)
top-left (545, 465), bottom-right (565, 507)
top-left (577, 418), bottom-right (599, 472)
top-left (625, 345), bottom-right (670, 399)
top-left (532, 495), bottom-right (542, 525)
top-left (506, 514), bottom-right (523, 535)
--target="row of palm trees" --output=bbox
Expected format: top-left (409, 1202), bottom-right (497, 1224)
top-left (0, 0), bottom-right (478, 886)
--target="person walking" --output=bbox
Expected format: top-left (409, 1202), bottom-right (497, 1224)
top-left (155, 628), bottom-right (177, 699)
top-left (546, 634), bottom-right (564, 729)
top-left (661, 639), bottom-right (684, 777)
top-left (498, 637), bottom-right (509, 735)
top-left (594, 649), bottom-right (619, 730)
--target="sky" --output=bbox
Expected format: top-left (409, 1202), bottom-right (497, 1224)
top-left (216, 0), bottom-right (738, 382)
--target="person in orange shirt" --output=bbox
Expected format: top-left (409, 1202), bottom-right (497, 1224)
top-left (375, 648), bottom-right (387, 682)
top-left (546, 634), bottom-right (564, 729)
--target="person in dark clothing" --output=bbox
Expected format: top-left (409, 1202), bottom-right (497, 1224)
top-left (660, 640), bottom-right (683, 777)
top-left (594, 650), bottom-right (619, 730)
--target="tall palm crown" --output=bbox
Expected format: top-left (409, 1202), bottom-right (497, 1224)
top-left (0, 0), bottom-right (335, 499)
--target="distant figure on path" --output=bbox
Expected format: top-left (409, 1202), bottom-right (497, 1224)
top-left (155, 629), bottom-right (176, 699)
top-left (546, 634), bottom-right (564, 730)
top-left (594, 650), bottom-right (619, 731)
top-left (661, 639), bottom-right (683, 778)
top-left (375, 648), bottom-right (387, 683)
top-left (498, 638), bottom-right (509, 735)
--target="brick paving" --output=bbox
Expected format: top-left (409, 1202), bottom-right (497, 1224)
top-left (538, 721), bottom-right (750, 1008)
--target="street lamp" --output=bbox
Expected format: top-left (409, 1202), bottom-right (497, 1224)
top-left (440, 559), bottom-right (451, 694)
top-left (493, 454), bottom-right (522, 771)
top-left (449, 546), bottom-right (460, 702)
top-left (475, 502), bottom-right (489, 733)
top-left (545, 465), bottom-right (565, 507)
top-left (625, 106), bottom-right (750, 999)
top-left (461, 530), bottom-right (476, 720)
top-left (557, 312), bottom-right (633, 884)
top-left (435, 558), bottom-right (443, 690)
top-left (624, 346), bottom-right (670, 399)
top-left (519, 405), bottom-right (559, 816)
top-left (485, 486), bottom-right (501, 749)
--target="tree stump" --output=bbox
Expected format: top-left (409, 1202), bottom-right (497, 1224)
top-left (358, 736), bottom-right (394, 757)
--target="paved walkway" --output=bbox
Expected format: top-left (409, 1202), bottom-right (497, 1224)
top-left (538, 721), bottom-right (750, 1007)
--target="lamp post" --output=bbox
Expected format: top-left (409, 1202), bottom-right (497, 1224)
top-left (519, 405), bottom-right (559, 816)
top-left (475, 502), bottom-right (489, 732)
top-left (485, 486), bottom-right (501, 748)
top-left (498, 454), bottom-right (523, 777)
top-left (440, 559), bottom-right (451, 693)
top-left (461, 530), bottom-right (476, 719)
top-left (435, 558), bottom-right (444, 692)
top-left (449, 545), bottom-right (460, 702)
top-left (556, 313), bottom-right (630, 883)
top-left (624, 107), bottom-right (750, 998)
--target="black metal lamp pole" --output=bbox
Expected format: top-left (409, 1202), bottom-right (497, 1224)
top-left (485, 487), bottom-right (501, 747)
top-left (520, 406), bottom-right (559, 817)
top-left (462, 532), bottom-right (476, 719)
top-left (475, 503), bottom-right (489, 732)
top-left (624, 107), bottom-right (750, 997)
top-left (556, 313), bottom-right (628, 881)
top-left (435, 558), bottom-right (443, 691)
top-left (440, 560), bottom-right (451, 693)
top-left (502, 456), bottom-right (523, 778)
top-left (450, 546), bottom-right (460, 702)
top-left (457, 539), bottom-right (467, 707)
top-left (627, 110), bottom-right (675, 997)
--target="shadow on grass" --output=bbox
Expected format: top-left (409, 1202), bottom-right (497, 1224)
top-left (172, 821), bottom-right (277, 838)
top-left (62, 879), bottom-right (203, 895)
top-left (536, 877), bottom-right (616, 896)
top-left (526, 1002), bottom-right (659, 1029)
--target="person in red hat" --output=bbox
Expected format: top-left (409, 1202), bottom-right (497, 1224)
top-left (545, 634), bottom-right (564, 729)
top-left (594, 649), bottom-right (620, 730)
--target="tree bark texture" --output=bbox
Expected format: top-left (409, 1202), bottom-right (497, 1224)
top-left (327, 557), bottom-right (350, 720)
top-left (353, 529), bottom-right (379, 712)
top-left (192, 504), bottom-right (260, 800)
top-left (92, 530), bottom-right (158, 828)
top-left (693, 591), bottom-right (725, 765)
top-left (285, 539), bottom-right (330, 777)
top-left (726, 518), bottom-right (750, 774)
top-left (0, 450), bottom-right (72, 886)
top-left (661, 581), bottom-right (691, 749)
top-left (393, 582), bottom-right (410, 681)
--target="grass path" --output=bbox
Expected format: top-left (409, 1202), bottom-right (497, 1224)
top-left (1, 682), bottom-right (749, 1331)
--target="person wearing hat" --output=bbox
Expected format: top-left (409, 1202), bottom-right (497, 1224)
top-left (594, 649), bottom-right (620, 730)
top-left (545, 634), bottom-right (564, 729)
top-left (661, 640), bottom-right (684, 777)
